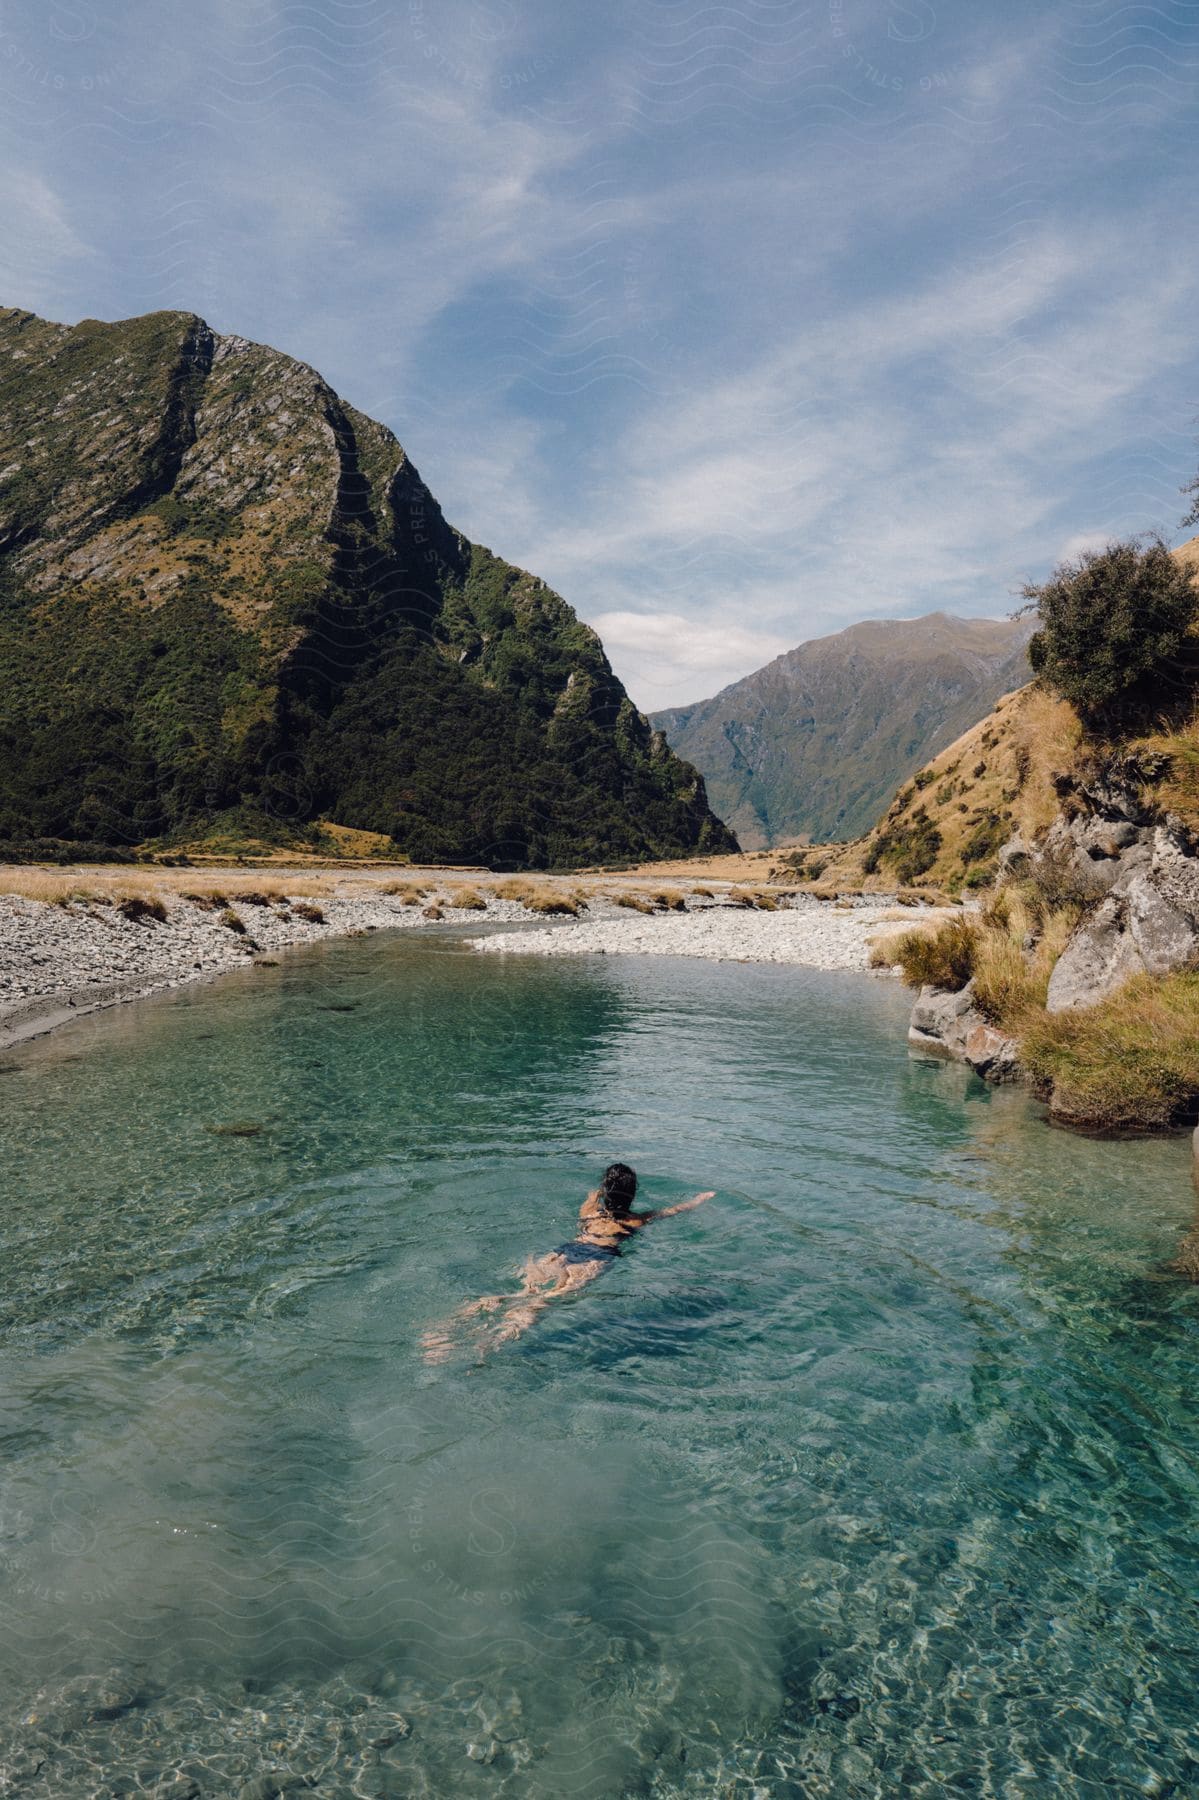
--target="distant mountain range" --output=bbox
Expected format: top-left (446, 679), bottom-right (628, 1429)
top-left (0, 306), bottom-right (734, 866)
top-left (651, 613), bottom-right (1035, 846)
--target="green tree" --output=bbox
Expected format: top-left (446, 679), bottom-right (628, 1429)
top-left (1023, 537), bottom-right (1198, 730)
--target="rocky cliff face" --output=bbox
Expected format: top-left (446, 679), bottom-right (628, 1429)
top-left (651, 613), bottom-right (1034, 848)
top-left (0, 306), bottom-right (735, 866)
top-left (1012, 762), bottom-right (1199, 1012)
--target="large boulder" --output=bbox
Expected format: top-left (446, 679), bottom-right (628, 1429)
top-left (1046, 815), bottom-right (1199, 1011)
top-left (908, 983), bottom-right (1020, 1081)
top-left (1045, 895), bottom-right (1145, 1010)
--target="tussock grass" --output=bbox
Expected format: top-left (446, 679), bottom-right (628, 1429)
top-left (292, 902), bottom-right (326, 924)
top-left (886, 891), bottom-right (1083, 1022)
top-left (218, 908), bottom-right (246, 935)
top-left (1021, 972), bottom-right (1199, 1131)
top-left (183, 890), bottom-right (228, 911)
top-left (691, 886), bottom-right (714, 899)
top-left (612, 892), bottom-right (655, 913)
top-left (970, 891), bottom-right (1083, 1027)
top-left (890, 917), bottom-right (977, 991)
top-left (117, 895), bottom-right (167, 924)
top-left (524, 889), bottom-right (585, 916)
top-left (450, 887), bottom-right (488, 910)
top-left (381, 882), bottom-right (428, 905)
top-left (649, 888), bottom-right (687, 911)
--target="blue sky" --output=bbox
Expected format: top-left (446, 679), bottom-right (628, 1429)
top-left (2, 0), bottom-right (1197, 708)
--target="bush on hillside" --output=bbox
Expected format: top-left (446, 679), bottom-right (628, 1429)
top-left (869, 806), bottom-right (942, 884)
top-left (1023, 538), bottom-right (1198, 731)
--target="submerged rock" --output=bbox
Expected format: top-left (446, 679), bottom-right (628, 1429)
top-left (908, 983), bottom-right (1019, 1082)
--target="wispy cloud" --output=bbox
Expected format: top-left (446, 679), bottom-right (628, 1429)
top-left (0, 0), bottom-right (1196, 712)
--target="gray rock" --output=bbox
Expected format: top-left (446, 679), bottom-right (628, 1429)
top-left (1046, 896), bottom-right (1146, 1011)
top-left (1126, 873), bottom-right (1199, 975)
top-left (1047, 818), bottom-right (1199, 1010)
top-left (908, 983), bottom-right (1020, 1082)
top-left (997, 834), bottom-right (1030, 879)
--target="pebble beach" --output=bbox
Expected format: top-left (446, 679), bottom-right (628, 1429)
top-left (0, 876), bottom-right (943, 1051)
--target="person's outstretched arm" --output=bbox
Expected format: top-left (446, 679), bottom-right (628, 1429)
top-left (644, 1190), bottom-right (715, 1222)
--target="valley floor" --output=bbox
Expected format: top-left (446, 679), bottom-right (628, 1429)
top-left (0, 864), bottom-right (955, 1051)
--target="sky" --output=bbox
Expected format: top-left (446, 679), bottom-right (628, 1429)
top-left (1, 0), bottom-right (1197, 711)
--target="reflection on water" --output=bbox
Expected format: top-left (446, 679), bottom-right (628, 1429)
top-left (0, 935), bottom-right (1196, 1796)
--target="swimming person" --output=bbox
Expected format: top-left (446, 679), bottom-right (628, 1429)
top-left (421, 1163), bottom-right (715, 1362)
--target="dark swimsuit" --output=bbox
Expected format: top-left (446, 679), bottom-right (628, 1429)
top-left (555, 1239), bottom-right (620, 1265)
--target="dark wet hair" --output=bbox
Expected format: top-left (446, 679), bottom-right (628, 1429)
top-left (598, 1162), bottom-right (637, 1216)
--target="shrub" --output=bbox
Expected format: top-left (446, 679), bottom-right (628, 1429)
top-left (961, 813), bottom-right (1007, 866)
top-left (871, 806), bottom-right (942, 884)
top-left (118, 895), bottom-right (166, 923)
top-left (1024, 537), bottom-right (1199, 730)
top-left (219, 908), bottom-right (246, 934)
top-left (891, 917), bottom-right (977, 991)
top-left (293, 902), bottom-right (325, 923)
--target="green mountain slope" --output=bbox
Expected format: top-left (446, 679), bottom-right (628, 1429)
top-left (0, 306), bottom-right (734, 866)
top-left (651, 613), bottom-right (1033, 847)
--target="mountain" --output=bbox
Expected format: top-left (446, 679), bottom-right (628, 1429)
top-left (651, 613), bottom-right (1035, 848)
top-left (0, 306), bottom-right (734, 866)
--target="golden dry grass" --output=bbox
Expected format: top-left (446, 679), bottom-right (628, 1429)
top-left (380, 881), bottom-right (430, 904)
top-left (0, 866), bottom-right (347, 908)
top-left (491, 877), bottom-right (536, 903)
top-left (1021, 971), bottom-right (1199, 1131)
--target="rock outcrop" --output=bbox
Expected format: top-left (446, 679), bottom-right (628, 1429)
top-left (1023, 766), bottom-right (1199, 1011)
top-left (907, 982), bottom-right (1020, 1081)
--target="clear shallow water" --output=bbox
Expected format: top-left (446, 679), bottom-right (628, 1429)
top-left (0, 934), bottom-right (1197, 1799)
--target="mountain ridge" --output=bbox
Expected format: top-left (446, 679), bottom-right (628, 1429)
top-left (651, 611), bottom-right (1034, 847)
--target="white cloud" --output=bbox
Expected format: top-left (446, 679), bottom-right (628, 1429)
top-left (0, 172), bottom-right (85, 312)
top-left (590, 609), bottom-right (792, 710)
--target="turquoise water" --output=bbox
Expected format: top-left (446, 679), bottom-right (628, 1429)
top-left (1, 932), bottom-right (1197, 1798)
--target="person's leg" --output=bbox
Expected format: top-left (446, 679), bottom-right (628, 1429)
top-left (421, 1255), bottom-right (567, 1361)
top-left (485, 1261), bottom-right (601, 1349)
